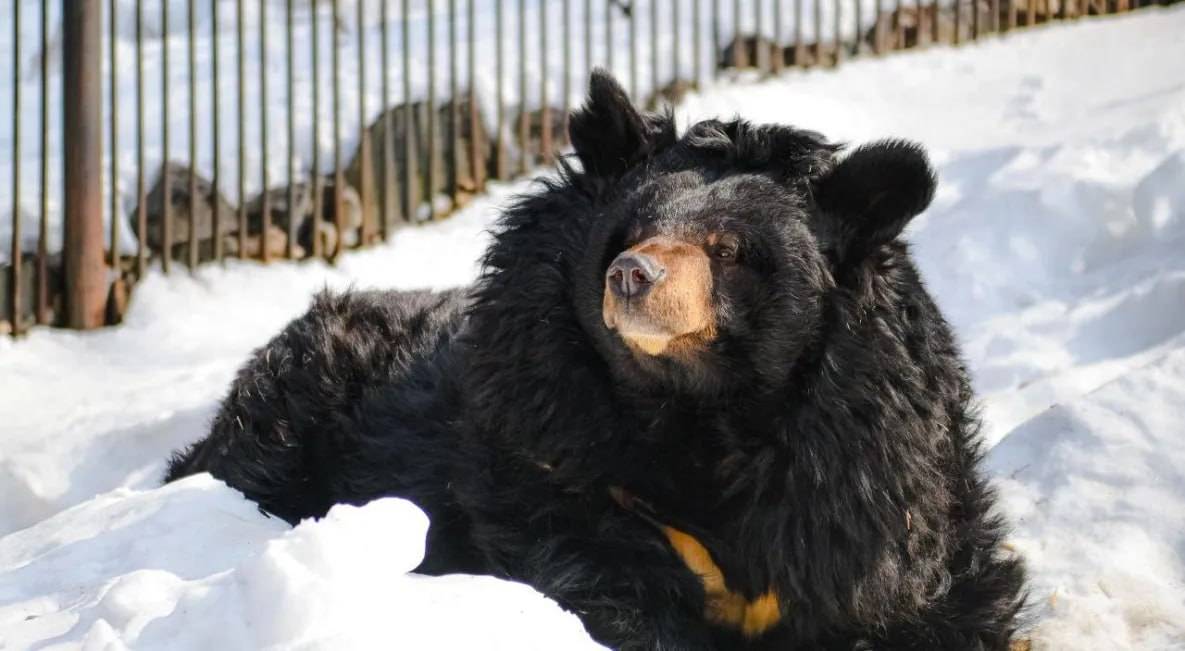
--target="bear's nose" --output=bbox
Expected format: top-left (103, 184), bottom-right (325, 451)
top-left (607, 252), bottom-right (664, 299)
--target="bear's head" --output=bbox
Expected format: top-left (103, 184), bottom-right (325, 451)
top-left (569, 72), bottom-right (937, 395)
top-left (464, 72), bottom-right (937, 473)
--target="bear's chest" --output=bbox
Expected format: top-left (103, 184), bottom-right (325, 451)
top-left (610, 486), bottom-right (785, 640)
top-left (613, 409), bottom-right (787, 635)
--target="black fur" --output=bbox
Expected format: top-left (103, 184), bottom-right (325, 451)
top-left (167, 72), bottom-right (1025, 650)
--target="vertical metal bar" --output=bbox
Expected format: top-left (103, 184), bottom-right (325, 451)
top-left (312, 0), bottom-right (324, 256)
top-left (541, 0), bottom-right (553, 165)
top-left (894, 0), bottom-right (904, 48)
top-left (380, 0), bottom-right (391, 238)
top-left (673, 0), bottom-right (682, 81)
top-left (796, 0), bottom-right (805, 64)
top-left (287, 0), bottom-right (297, 257)
top-left (773, 0), bottom-right (784, 74)
top-left (450, 0), bottom-right (461, 203)
top-left (893, 0), bottom-right (903, 49)
top-left (134, 0), bottom-right (147, 276)
top-left (585, 0), bottom-right (593, 79)
top-left (712, 0), bottom-right (721, 79)
top-left (188, 0), bottom-right (198, 269)
top-left (733, 0), bottom-right (743, 68)
top-left (402, 0), bottom-right (419, 216)
top-left (39, 0), bottom-right (52, 323)
top-left (651, 0), bottom-right (659, 95)
top-left (10, 0), bottom-right (20, 334)
top-left (428, 0), bottom-right (440, 217)
top-left (954, 0), bottom-right (962, 45)
top-left (469, 0), bottom-right (484, 189)
top-left (604, 0), bottom-right (613, 78)
top-left (238, 0), bottom-right (247, 259)
top-left (754, 0), bottom-right (766, 74)
top-left (855, 0), bottom-right (863, 55)
top-left (110, 0), bottom-right (121, 273)
top-left (875, 0), bottom-right (886, 54)
top-left (63, 0), bottom-right (108, 329)
top-left (693, 0), bottom-right (702, 85)
top-left (814, 0), bottom-right (822, 63)
top-left (993, 0), bottom-right (1001, 31)
top-left (260, 0), bottom-right (271, 262)
top-left (563, 0), bottom-right (571, 143)
top-left (833, 0), bottom-right (842, 64)
top-left (972, 0), bottom-right (980, 39)
top-left (212, 0), bottom-right (222, 262)
top-left (917, 0), bottom-right (927, 42)
top-left (162, 0), bottom-right (172, 272)
top-left (1008, 0), bottom-right (1018, 30)
top-left (496, 0), bottom-right (507, 180)
top-left (629, 0), bottom-right (638, 99)
top-left (938, 0), bottom-right (947, 41)
top-left (518, 0), bottom-right (529, 175)
top-left (1027, 0), bottom-right (1035, 26)
top-left (359, 0), bottom-right (375, 233)
top-left (336, 0), bottom-right (347, 236)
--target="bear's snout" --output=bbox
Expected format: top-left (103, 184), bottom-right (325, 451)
top-left (606, 251), bottom-right (665, 300)
top-left (602, 237), bottom-right (716, 357)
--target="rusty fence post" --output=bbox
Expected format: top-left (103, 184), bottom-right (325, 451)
top-left (39, 0), bottom-right (53, 325)
top-left (10, 0), bottom-right (21, 335)
top-left (62, 0), bottom-right (108, 329)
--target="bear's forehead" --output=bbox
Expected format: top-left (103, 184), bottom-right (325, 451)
top-left (629, 171), bottom-right (804, 233)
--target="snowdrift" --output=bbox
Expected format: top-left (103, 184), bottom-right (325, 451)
top-left (0, 478), bottom-right (603, 650)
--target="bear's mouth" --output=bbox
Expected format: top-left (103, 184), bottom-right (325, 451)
top-left (602, 237), bottom-right (717, 358)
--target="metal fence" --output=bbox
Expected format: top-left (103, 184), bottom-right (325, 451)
top-left (2, 0), bottom-right (1167, 336)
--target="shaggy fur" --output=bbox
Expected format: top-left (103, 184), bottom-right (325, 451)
top-left (167, 72), bottom-right (1026, 650)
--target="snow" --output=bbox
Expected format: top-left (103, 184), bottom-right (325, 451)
top-left (0, 477), bottom-right (601, 650)
top-left (2, 6), bottom-right (1185, 650)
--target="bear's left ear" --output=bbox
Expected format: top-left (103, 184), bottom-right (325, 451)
top-left (813, 139), bottom-right (936, 265)
top-left (569, 70), bottom-right (675, 179)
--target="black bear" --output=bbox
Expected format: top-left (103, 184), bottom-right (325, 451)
top-left (167, 72), bottom-right (1026, 650)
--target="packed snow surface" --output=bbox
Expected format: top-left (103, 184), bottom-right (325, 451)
top-left (4, 7), bottom-right (1185, 650)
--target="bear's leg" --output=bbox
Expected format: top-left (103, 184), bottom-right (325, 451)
top-left (165, 290), bottom-right (468, 526)
top-left (851, 523), bottom-right (1027, 651)
top-left (163, 320), bottom-right (343, 524)
top-left (464, 491), bottom-right (720, 649)
top-left (532, 545), bottom-right (720, 650)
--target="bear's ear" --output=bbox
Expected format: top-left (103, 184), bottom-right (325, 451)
top-left (813, 139), bottom-right (936, 265)
top-left (569, 70), bottom-right (674, 178)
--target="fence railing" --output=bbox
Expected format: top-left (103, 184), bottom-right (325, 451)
top-left (2, 0), bottom-right (1168, 336)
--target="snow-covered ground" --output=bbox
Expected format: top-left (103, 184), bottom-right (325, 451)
top-left (3, 6), bottom-right (1185, 650)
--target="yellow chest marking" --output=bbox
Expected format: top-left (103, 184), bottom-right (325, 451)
top-left (660, 526), bottom-right (783, 638)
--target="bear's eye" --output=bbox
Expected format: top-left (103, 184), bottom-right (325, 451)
top-left (712, 235), bottom-right (740, 262)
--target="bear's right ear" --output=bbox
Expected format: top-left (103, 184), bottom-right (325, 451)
top-left (813, 139), bottom-right (936, 266)
top-left (569, 70), bottom-right (674, 178)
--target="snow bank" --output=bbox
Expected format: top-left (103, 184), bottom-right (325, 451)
top-left (0, 476), bottom-right (604, 650)
top-left (3, 6), bottom-right (1185, 650)
top-left (989, 346), bottom-right (1185, 649)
